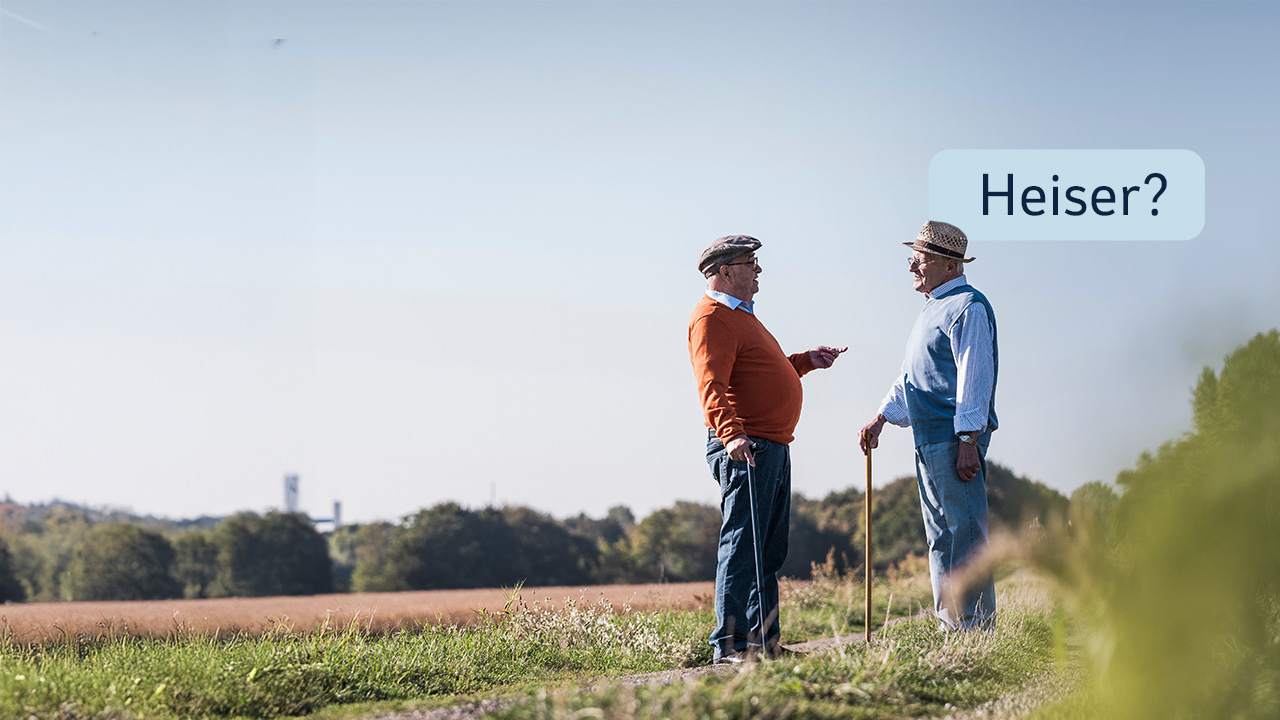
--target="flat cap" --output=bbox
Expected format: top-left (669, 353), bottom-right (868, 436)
top-left (698, 235), bottom-right (762, 275)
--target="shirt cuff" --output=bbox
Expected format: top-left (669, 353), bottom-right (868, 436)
top-left (877, 399), bottom-right (910, 427)
top-left (952, 409), bottom-right (987, 435)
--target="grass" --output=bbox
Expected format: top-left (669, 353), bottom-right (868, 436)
top-left (0, 562), bottom-right (1065, 720)
top-left (0, 591), bottom-right (710, 719)
top-left (779, 552), bottom-right (936, 644)
top-left (491, 573), bottom-right (1061, 720)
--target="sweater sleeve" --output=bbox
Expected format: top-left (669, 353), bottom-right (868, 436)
top-left (788, 351), bottom-right (817, 377)
top-left (689, 314), bottom-right (746, 443)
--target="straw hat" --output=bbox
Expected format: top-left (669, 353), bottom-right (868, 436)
top-left (903, 221), bottom-right (974, 263)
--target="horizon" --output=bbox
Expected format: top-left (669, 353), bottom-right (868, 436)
top-left (0, 455), bottom-right (1078, 527)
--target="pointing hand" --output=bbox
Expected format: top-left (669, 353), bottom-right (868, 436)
top-left (809, 345), bottom-right (848, 369)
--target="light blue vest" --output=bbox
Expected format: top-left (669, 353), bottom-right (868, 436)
top-left (903, 283), bottom-right (999, 448)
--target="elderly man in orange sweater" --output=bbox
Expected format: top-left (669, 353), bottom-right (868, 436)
top-left (688, 235), bottom-right (846, 664)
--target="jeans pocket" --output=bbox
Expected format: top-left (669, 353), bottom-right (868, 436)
top-left (707, 451), bottom-right (736, 498)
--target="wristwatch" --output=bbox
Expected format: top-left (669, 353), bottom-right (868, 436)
top-left (957, 433), bottom-right (978, 446)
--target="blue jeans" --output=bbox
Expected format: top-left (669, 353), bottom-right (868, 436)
top-left (706, 433), bottom-right (791, 659)
top-left (915, 440), bottom-right (997, 630)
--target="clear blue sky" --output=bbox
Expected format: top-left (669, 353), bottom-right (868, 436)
top-left (2, 1), bottom-right (1277, 524)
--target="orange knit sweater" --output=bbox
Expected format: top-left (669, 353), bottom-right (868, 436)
top-left (688, 295), bottom-right (816, 445)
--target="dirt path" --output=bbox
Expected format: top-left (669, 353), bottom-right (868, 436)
top-left (0, 582), bottom-right (712, 643)
top-left (367, 618), bottom-right (922, 720)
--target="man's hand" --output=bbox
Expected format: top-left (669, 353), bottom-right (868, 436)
top-left (726, 435), bottom-right (756, 466)
top-left (956, 442), bottom-right (981, 482)
top-left (808, 345), bottom-right (848, 369)
top-left (859, 415), bottom-right (886, 456)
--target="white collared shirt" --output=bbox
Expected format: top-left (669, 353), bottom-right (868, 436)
top-left (706, 290), bottom-right (754, 314)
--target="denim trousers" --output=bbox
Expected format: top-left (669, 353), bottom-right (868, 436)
top-left (706, 432), bottom-right (791, 659)
top-left (915, 440), bottom-right (997, 630)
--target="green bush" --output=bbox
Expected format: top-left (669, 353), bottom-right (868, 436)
top-left (68, 523), bottom-right (180, 601)
top-left (215, 512), bottom-right (333, 597)
top-left (0, 535), bottom-right (25, 602)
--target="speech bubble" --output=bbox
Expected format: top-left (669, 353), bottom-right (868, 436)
top-left (928, 149), bottom-right (1205, 241)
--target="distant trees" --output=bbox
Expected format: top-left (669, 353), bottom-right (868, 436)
top-left (501, 506), bottom-right (598, 586)
top-left (0, 536), bottom-right (25, 602)
top-left (0, 453), bottom-right (1075, 600)
top-left (340, 522), bottom-right (400, 593)
top-left (215, 512), bottom-right (333, 597)
top-left (987, 463), bottom-right (1070, 531)
top-left (68, 524), bottom-right (180, 601)
top-left (629, 501), bottom-right (719, 582)
top-left (567, 505), bottom-right (640, 584)
top-left (2, 504), bottom-right (93, 601)
top-left (391, 503), bottom-right (514, 590)
top-left (776, 461), bottom-right (1072, 580)
top-left (0, 509), bottom-right (337, 602)
top-left (563, 505), bottom-right (634, 546)
top-left (172, 531), bottom-right (220, 599)
top-left (359, 503), bottom-right (599, 591)
top-left (325, 459), bottom-right (1073, 592)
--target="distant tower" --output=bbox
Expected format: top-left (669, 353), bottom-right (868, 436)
top-left (284, 474), bottom-right (299, 513)
top-left (284, 474), bottom-right (342, 529)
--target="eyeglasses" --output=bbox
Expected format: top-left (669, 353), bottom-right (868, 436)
top-left (907, 256), bottom-right (937, 268)
top-left (723, 258), bottom-right (760, 270)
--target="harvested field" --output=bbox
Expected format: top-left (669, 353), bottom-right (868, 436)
top-left (0, 582), bottom-right (713, 644)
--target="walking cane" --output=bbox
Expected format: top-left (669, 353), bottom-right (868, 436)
top-left (863, 429), bottom-right (873, 643)
top-left (745, 444), bottom-right (769, 655)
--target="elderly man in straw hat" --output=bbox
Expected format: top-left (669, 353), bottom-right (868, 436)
top-left (859, 221), bottom-right (999, 631)
top-left (689, 235), bottom-right (846, 663)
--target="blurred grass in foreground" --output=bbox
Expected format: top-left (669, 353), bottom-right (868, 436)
top-left (1026, 330), bottom-right (1280, 718)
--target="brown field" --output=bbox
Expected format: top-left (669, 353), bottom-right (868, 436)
top-left (0, 582), bottom-right (713, 644)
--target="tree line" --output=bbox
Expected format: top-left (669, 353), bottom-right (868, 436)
top-left (0, 460), bottom-right (1068, 603)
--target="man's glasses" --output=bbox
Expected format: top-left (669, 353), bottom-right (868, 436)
top-left (723, 258), bottom-right (760, 270)
top-left (907, 256), bottom-right (937, 268)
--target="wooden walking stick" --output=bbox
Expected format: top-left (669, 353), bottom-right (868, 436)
top-left (863, 429), bottom-right (873, 642)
